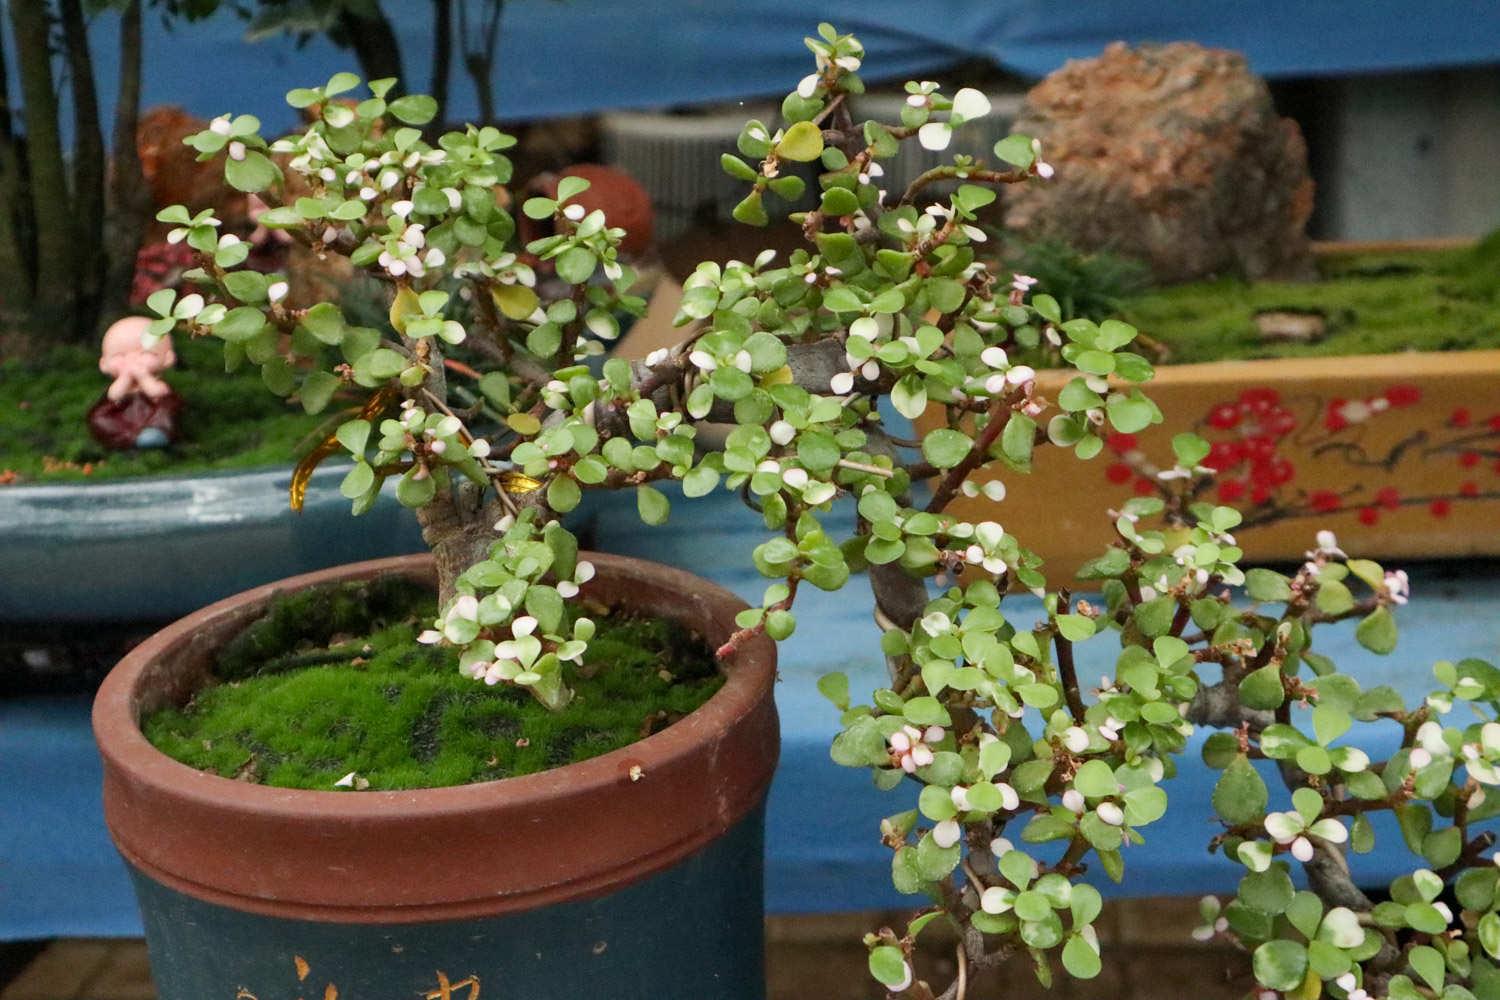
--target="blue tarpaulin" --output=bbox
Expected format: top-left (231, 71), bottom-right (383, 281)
top-left (3, 479), bottom-right (1499, 938)
top-left (20, 0), bottom-right (1500, 142)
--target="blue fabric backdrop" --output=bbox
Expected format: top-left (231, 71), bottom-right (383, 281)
top-left (9, 0), bottom-right (1498, 143)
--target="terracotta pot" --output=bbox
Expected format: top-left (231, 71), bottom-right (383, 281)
top-left (94, 553), bottom-right (779, 999)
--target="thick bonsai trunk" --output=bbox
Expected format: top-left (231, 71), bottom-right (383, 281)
top-left (58, 0), bottom-right (104, 331)
top-left (99, 0), bottom-right (149, 331)
top-left (9, 0), bottom-right (78, 340)
top-left (416, 488), bottom-right (504, 605)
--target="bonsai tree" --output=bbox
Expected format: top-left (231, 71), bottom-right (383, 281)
top-left (144, 24), bottom-right (1498, 1000)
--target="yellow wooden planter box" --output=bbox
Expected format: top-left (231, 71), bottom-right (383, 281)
top-left (929, 348), bottom-right (1500, 584)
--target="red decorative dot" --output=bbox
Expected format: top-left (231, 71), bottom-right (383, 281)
top-left (1266, 410), bottom-right (1298, 437)
top-left (1105, 462), bottom-right (1133, 485)
top-left (1251, 484), bottom-right (1273, 505)
top-left (1309, 490), bottom-right (1342, 513)
top-left (1385, 384), bottom-right (1422, 407)
top-left (1375, 486), bottom-right (1401, 510)
top-left (1265, 458), bottom-right (1295, 486)
top-left (1460, 451), bottom-right (1482, 468)
top-left (1217, 479), bottom-right (1246, 502)
top-left (1358, 506), bottom-right (1379, 526)
top-left (1204, 441), bottom-right (1243, 472)
top-left (1489, 414), bottom-right (1500, 432)
top-left (1106, 433), bottom-right (1138, 455)
top-left (1430, 498), bottom-right (1453, 518)
top-left (1240, 387), bottom-right (1282, 413)
top-left (1207, 403), bottom-right (1241, 430)
top-left (1245, 436), bottom-right (1278, 463)
top-left (1461, 480), bottom-right (1481, 497)
top-left (1132, 478), bottom-right (1156, 497)
top-left (1323, 406), bottom-right (1349, 432)
top-left (1452, 408), bottom-right (1473, 428)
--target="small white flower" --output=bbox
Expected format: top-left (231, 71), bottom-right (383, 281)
top-left (951, 87), bottom-right (991, 120)
top-left (830, 371), bottom-right (855, 396)
top-left (905, 93), bottom-right (927, 108)
top-left (512, 615), bottom-right (538, 638)
top-left (417, 629), bottom-right (442, 645)
top-left (1385, 569), bottom-right (1411, 605)
top-left (1409, 747), bottom-right (1433, 769)
top-left (769, 420), bottom-right (795, 446)
top-left (1062, 788), bottom-right (1086, 814)
top-left (452, 595), bottom-right (479, 621)
top-left (267, 281), bottom-right (289, 304)
top-left (796, 73), bottom-right (820, 99)
top-left (391, 199), bottom-right (414, 219)
top-left (1063, 726), bottom-right (1090, 753)
top-left (557, 581), bottom-right (580, 598)
top-left (688, 349), bottom-right (717, 372)
top-left (917, 121), bottom-right (952, 151)
top-left (989, 836), bottom-right (1014, 858)
top-left (1291, 835), bottom-right (1314, 862)
top-left (468, 438), bottom-right (491, 458)
top-left (227, 141), bottom-right (247, 161)
top-left (563, 203), bottom-right (586, 222)
top-left (980, 346), bottom-right (1008, 370)
top-left (932, 818), bottom-right (962, 849)
top-left (995, 782), bottom-right (1019, 811)
top-left (576, 561), bottom-right (596, 583)
top-left (980, 885), bottom-right (1014, 914)
top-left (782, 467), bottom-right (810, 491)
top-left (209, 115), bottom-right (232, 136)
top-left (1315, 530), bottom-right (1344, 556)
top-left (950, 785), bottom-right (972, 812)
top-left (1006, 365), bottom-right (1036, 386)
top-left (1096, 801), bottom-right (1125, 826)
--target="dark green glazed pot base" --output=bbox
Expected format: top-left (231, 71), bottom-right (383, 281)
top-left (131, 805), bottom-right (766, 1000)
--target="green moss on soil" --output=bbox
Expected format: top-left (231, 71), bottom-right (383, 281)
top-left (1116, 233), bottom-right (1500, 364)
top-left (0, 336), bottom-right (325, 483)
top-left (142, 578), bottom-right (724, 790)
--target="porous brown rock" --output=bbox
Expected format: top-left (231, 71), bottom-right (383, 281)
top-left (1004, 42), bottom-right (1316, 283)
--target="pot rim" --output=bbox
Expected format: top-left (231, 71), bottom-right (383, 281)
top-left (94, 552), bottom-right (779, 922)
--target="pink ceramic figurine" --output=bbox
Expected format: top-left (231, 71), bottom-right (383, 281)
top-left (87, 316), bottom-right (184, 450)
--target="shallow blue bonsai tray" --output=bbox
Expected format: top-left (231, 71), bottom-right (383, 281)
top-left (0, 465), bottom-right (425, 623)
top-left (4, 484), bottom-right (1498, 938)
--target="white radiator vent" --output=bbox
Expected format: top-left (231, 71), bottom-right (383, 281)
top-left (602, 105), bottom-right (811, 242)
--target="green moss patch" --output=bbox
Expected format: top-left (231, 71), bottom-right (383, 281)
top-left (1115, 233), bottom-right (1500, 364)
top-left (142, 578), bottom-right (724, 790)
top-left (0, 336), bottom-right (325, 483)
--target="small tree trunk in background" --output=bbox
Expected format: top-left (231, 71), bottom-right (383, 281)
top-left (336, 4), bottom-right (403, 87)
top-left (459, 0), bottom-right (503, 123)
top-left (58, 0), bottom-right (105, 332)
top-left (0, 13), bottom-right (35, 331)
top-left (429, 0), bottom-right (451, 118)
top-left (9, 0), bottom-right (79, 341)
top-left (99, 0), bottom-right (148, 332)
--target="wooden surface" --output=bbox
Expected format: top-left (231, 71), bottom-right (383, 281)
top-left (932, 350), bottom-right (1500, 583)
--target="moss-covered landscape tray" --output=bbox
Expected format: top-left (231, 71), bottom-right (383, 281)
top-left (930, 238), bottom-right (1500, 581)
top-left (0, 337), bottom-right (324, 484)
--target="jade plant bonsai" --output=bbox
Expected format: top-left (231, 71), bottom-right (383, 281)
top-left (143, 23), bottom-right (1499, 1000)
